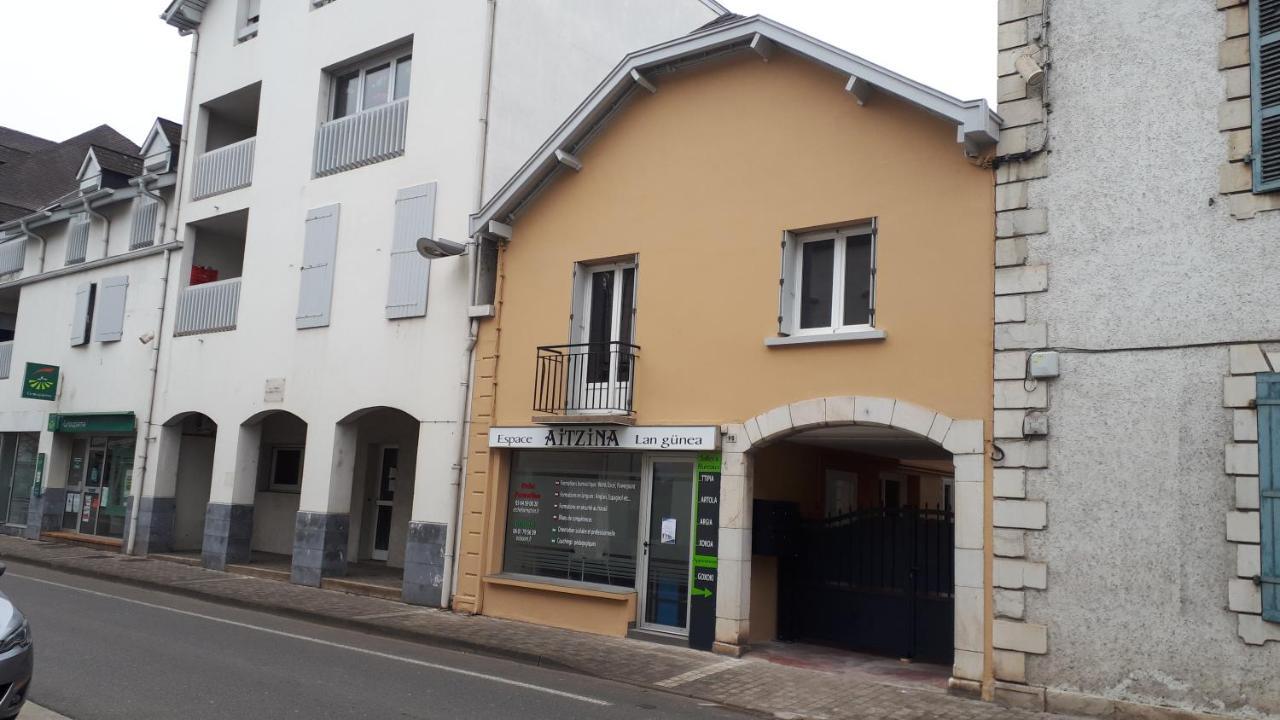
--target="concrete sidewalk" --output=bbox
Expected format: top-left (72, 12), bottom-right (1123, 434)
top-left (0, 535), bottom-right (1053, 720)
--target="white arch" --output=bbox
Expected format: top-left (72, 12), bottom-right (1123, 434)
top-left (717, 395), bottom-right (987, 687)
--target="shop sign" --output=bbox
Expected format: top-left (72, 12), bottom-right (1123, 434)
top-left (48, 412), bottom-right (137, 434)
top-left (21, 363), bottom-right (59, 401)
top-left (688, 452), bottom-right (721, 651)
top-left (32, 453), bottom-right (44, 497)
top-left (489, 426), bottom-right (718, 451)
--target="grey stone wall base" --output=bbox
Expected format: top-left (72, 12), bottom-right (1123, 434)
top-left (402, 521), bottom-right (447, 607)
top-left (24, 488), bottom-right (65, 540)
top-left (133, 497), bottom-right (177, 556)
top-left (291, 511), bottom-right (348, 587)
top-left (1045, 688), bottom-right (1231, 720)
top-left (203, 503), bottom-right (253, 571)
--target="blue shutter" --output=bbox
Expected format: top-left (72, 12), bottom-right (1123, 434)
top-left (1251, 0), bottom-right (1280, 191)
top-left (1257, 373), bottom-right (1280, 621)
top-left (297, 204), bottom-right (340, 329)
top-left (385, 183), bottom-right (435, 319)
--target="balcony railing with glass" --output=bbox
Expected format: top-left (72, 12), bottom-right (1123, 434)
top-left (313, 98), bottom-right (409, 177)
top-left (191, 137), bottom-right (256, 200)
top-left (175, 278), bottom-right (241, 336)
top-left (533, 342), bottom-right (638, 421)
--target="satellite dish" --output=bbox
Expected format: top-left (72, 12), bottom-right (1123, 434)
top-left (415, 237), bottom-right (468, 259)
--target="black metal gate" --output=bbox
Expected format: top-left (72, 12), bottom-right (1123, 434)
top-left (779, 505), bottom-right (954, 664)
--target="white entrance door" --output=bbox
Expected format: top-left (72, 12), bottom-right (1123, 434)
top-left (573, 262), bottom-right (636, 413)
top-left (636, 455), bottom-right (696, 635)
top-left (372, 446), bottom-right (398, 561)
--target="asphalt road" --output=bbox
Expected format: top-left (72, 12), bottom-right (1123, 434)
top-left (0, 561), bottom-right (751, 720)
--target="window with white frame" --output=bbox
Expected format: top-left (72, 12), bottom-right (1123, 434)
top-left (269, 446), bottom-right (304, 492)
top-left (780, 221), bottom-right (876, 336)
top-left (331, 51), bottom-right (412, 120)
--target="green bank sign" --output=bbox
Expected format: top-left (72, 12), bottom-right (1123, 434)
top-left (21, 363), bottom-right (59, 401)
top-left (47, 413), bottom-right (136, 434)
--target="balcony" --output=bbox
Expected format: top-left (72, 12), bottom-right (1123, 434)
top-left (191, 137), bottom-right (255, 200)
top-left (313, 98), bottom-right (409, 177)
top-left (532, 342), bottom-right (638, 424)
top-left (0, 341), bottom-right (11, 380)
top-left (175, 277), bottom-right (240, 336)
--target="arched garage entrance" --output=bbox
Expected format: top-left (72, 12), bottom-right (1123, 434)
top-left (720, 397), bottom-right (985, 684)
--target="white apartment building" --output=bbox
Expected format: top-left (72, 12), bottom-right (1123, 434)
top-left (0, 121), bottom-right (181, 547)
top-left (143, 0), bottom-right (724, 605)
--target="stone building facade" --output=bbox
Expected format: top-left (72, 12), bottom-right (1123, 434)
top-left (991, 0), bottom-right (1280, 716)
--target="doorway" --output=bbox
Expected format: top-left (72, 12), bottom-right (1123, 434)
top-left (637, 455), bottom-right (695, 635)
top-left (573, 261), bottom-right (636, 413)
top-left (62, 436), bottom-right (134, 539)
top-left (371, 445), bottom-right (399, 561)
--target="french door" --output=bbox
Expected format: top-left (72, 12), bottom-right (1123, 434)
top-left (372, 446), bottom-right (398, 561)
top-left (574, 263), bottom-right (636, 413)
top-left (637, 455), bottom-right (696, 635)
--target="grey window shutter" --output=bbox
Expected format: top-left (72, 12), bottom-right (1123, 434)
top-left (385, 183), bottom-right (436, 319)
top-left (130, 198), bottom-right (159, 250)
top-left (66, 213), bottom-right (90, 264)
top-left (297, 204), bottom-right (341, 329)
top-left (92, 276), bottom-right (129, 342)
top-left (1252, 0), bottom-right (1280, 191)
top-left (778, 231), bottom-right (798, 336)
top-left (71, 283), bottom-right (93, 346)
top-left (1258, 373), bottom-right (1280, 621)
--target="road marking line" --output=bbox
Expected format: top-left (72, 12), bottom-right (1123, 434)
top-left (655, 659), bottom-right (739, 688)
top-left (350, 610), bottom-right (428, 620)
top-left (11, 573), bottom-right (610, 706)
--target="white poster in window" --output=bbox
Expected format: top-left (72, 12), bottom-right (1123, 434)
top-left (660, 517), bottom-right (677, 544)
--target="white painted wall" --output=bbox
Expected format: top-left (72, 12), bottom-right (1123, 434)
top-left (152, 0), bottom-right (720, 553)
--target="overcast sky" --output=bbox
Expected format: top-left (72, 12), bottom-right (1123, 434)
top-left (0, 1), bottom-right (994, 146)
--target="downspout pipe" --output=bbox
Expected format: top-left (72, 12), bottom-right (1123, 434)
top-left (78, 190), bottom-right (113, 261)
top-left (442, 0), bottom-right (498, 608)
top-left (16, 214), bottom-right (51, 274)
top-left (126, 27), bottom-right (198, 556)
top-left (129, 174), bottom-right (168, 246)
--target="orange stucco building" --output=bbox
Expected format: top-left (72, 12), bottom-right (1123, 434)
top-left (455, 16), bottom-right (999, 691)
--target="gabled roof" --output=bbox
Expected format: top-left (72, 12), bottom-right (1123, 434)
top-left (471, 15), bottom-right (1001, 237)
top-left (157, 118), bottom-right (182, 146)
top-left (78, 145), bottom-right (144, 181)
top-left (0, 125), bottom-right (139, 215)
top-left (0, 127), bottom-right (54, 155)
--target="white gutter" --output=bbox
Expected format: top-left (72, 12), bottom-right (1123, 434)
top-left (127, 28), bottom-right (199, 557)
top-left (442, 0), bottom-right (498, 608)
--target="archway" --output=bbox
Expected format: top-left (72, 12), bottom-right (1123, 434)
top-left (335, 406), bottom-right (419, 592)
top-left (721, 396), bottom-right (985, 685)
top-left (166, 412), bottom-right (217, 553)
top-left (243, 409), bottom-right (308, 564)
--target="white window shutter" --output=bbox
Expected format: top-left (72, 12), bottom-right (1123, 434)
top-left (92, 276), bottom-right (129, 342)
top-left (778, 231), bottom-right (798, 336)
top-left (569, 263), bottom-right (588, 343)
top-left (297, 204), bottom-right (341, 329)
top-left (71, 283), bottom-right (93, 346)
top-left (385, 183), bottom-right (436, 319)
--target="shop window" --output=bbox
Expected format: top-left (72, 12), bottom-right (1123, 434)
top-left (502, 451), bottom-right (642, 589)
top-left (779, 221), bottom-right (876, 336)
top-left (269, 446), bottom-right (304, 492)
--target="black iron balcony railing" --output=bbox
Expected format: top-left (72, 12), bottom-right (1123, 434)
top-left (533, 342), bottom-right (639, 417)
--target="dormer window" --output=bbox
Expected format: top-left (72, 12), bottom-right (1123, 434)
top-left (140, 119), bottom-right (180, 174)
